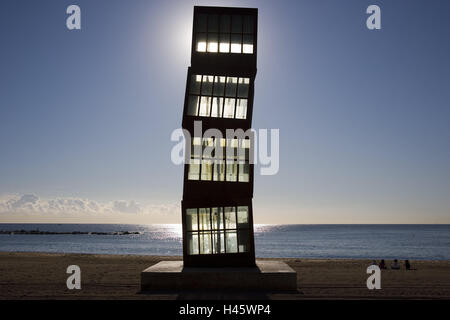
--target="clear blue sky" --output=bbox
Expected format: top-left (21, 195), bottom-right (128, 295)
top-left (1, 0), bottom-right (449, 224)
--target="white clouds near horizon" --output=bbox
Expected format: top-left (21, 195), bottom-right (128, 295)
top-left (0, 194), bottom-right (179, 223)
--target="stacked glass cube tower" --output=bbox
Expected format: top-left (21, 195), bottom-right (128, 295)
top-left (181, 6), bottom-right (258, 267)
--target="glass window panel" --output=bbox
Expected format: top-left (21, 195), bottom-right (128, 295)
top-left (191, 137), bottom-right (202, 159)
top-left (189, 75), bottom-right (201, 94)
top-left (202, 137), bottom-right (214, 159)
top-left (199, 232), bottom-right (212, 254)
top-left (243, 34), bottom-right (254, 54)
top-left (220, 15), bottom-right (230, 32)
top-left (196, 14), bottom-right (207, 32)
top-left (187, 232), bottom-right (199, 255)
top-left (238, 230), bottom-right (250, 253)
top-left (237, 206), bottom-right (249, 228)
top-left (201, 75), bottom-right (214, 95)
top-left (243, 15), bottom-right (254, 34)
top-left (199, 96), bottom-right (211, 117)
top-left (237, 139), bottom-right (248, 161)
top-left (207, 33), bottom-right (218, 52)
top-left (226, 163), bottom-right (237, 181)
top-left (199, 208), bottom-right (211, 231)
top-left (226, 139), bottom-right (238, 160)
top-left (235, 99), bottom-right (247, 119)
top-left (230, 34), bottom-right (242, 53)
top-left (213, 138), bottom-right (224, 160)
top-left (223, 98), bottom-right (235, 118)
top-left (186, 208), bottom-right (198, 231)
top-left (213, 76), bottom-right (225, 96)
top-left (225, 231), bottom-right (238, 253)
top-left (187, 95), bottom-right (199, 116)
top-left (237, 78), bottom-right (250, 98)
top-left (188, 162), bottom-right (200, 180)
top-left (238, 163), bottom-right (249, 182)
top-left (211, 207), bottom-right (224, 230)
top-left (201, 160), bottom-right (213, 181)
top-left (211, 97), bottom-right (223, 118)
top-left (212, 231), bottom-right (225, 254)
top-left (208, 14), bottom-right (219, 32)
top-left (219, 33), bottom-right (230, 53)
top-left (224, 207), bottom-right (236, 229)
top-left (231, 15), bottom-right (242, 33)
top-left (196, 33), bottom-right (207, 52)
top-left (213, 161), bottom-right (225, 181)
top-left (225, 77), bottom-right (237, 97)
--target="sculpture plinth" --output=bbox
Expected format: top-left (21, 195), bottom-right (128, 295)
top-left (141, 260), bottom-right (297, 291)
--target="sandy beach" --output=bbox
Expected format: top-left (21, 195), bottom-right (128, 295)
top-left (0, 252), bottom-right (449, 300)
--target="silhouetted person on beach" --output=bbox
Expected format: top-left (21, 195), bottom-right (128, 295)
top-left (405, 260), bottom-right (411, 270)
top-left (371, 260), bottom-right (377, 266)
top-left (379, 259), bottom-right (386, 269)
top-left (391, 259), bottom-right (400, 270)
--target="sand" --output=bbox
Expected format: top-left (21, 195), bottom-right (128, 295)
top-left (0, 252), bottom-right (449, 299)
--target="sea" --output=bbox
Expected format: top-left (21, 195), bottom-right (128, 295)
top-left (0, 224), bottom-right (449, 260)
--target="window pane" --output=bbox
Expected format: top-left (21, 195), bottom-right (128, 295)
top-left (225, 231), bottom-right (237, 253)
top-left (199, 208), bottom-right (211, 230)
top-left (213, 138), bottom-right (224, 160)
top-left (187, 95), bottom-right (199, 116)
top-left (231, 15), bottom-right (242, 33)
top-left (243, 16), bottom-right (254, 34)
top-left (225, 77), bottom-right (237, 97)
top-left (213, 161), bottom-right (225, 181)
top-left (207, 33), bottom-right (218, 52)
top-left (224, 207), bottom-right (236, 229)
top-left (196, 14), bottom-right (207, 32)
top-left (196, 33), bottom-right (207, 52)
top-left (211, 207), bottom-right (224, 230)
top-left (189, 75), bottom-right (201, 94)
top-left (237, 206), bottom-right (249, 228)
top-left (188, 162), bottom-right (200, 180)
top-left (186, 208), bottom-right (198, 231)
top-left (219, 33), bottom-right (230, 53)
top-left (211, 97), bottom-right (223, 117)
top-left (237, 139), bottom-right (248, 161)
top-left (223, 98), bottom-right (235, 118)
top-left (187, 232), bottom-right (199, 254)
top-left (213, 76), bottom-right (225, 96)
top-left (230, 34), bottom-right (241, 53)
top-left (191, 137), bottom-right (202, 159)
top-left (226, 139), bottom-right (238, 160)
top-left (226, 163), bottom-right (237, 181)
top-left (199, 232), bottom-right (212, 254)
top-left (220, 15), bottom-right (230, 32)
top-left (199, 96), bottom-right (211, 117)
top-left (238, 163), bottom-right (250, 182)
top-left (238, 230), bottom-right (250, 252)
top-left (201, 160), bottom-right (213, 181)
top-left (212, 231), bottom-right (225, 254)
top-left (201, 75), bottom-right (214, 95)
top-left (208, 14), bottom-right (219, 32)
top-left (202, 137), bottom-right (214, 159)
top-left (235, 99), bottom-right (247, 119)
top-left (237, 78), bottom-right (249, 98)
top-left (243, 34), bottom-right (254, 54)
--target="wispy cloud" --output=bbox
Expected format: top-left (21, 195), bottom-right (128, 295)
top-left (0, 194), bottom-right (179, 219)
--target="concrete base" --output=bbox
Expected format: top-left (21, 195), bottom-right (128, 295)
top-left (141, 260), bottom-right (297, 291)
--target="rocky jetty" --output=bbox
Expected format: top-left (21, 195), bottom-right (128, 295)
top-left (0, 230), bottom-right (141, 235)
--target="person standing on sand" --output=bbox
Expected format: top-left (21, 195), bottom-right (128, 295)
top-left (379, 259), bottom-right (386, 269)
top-left (405, 260), bottom-right (411, 270)
top-left (391, 259), bottom-right (400, 269)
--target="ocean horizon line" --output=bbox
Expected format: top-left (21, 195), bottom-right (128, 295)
top-left (1, 222), bottom-right (449, 226)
